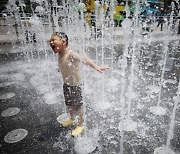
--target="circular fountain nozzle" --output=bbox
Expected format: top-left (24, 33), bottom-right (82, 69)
top-left (0, 82), bottom-right (14, 88)
top-left (146, 85), bottom-right (160, 93)
top-left (146, 71), bottom-right (156, 76)
top-left (93, 101), bottom-right (111, 112)
top-left (150, 106), bottom-right (166, 115)
top-left (0, 92), bottom-right (16, 100)
top-left (57, 113), bottom-right (70, 124)
top-left (74, 137), bottom-right (97, 154)
top-left (154, 147), bottom-right (176, 154)
top-left (43, 93), bottom-right (59, 104)
top-left (1, 107), bottom-right (20, 117)
top-left (4, 129), bottom-right (28, 143)
top-left (119, 119), bottom-right (137, 131)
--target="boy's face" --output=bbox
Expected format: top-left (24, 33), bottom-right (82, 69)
top-left (50, 35), bottom-right (65, 53)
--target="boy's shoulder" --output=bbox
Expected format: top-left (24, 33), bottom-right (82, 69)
top-left (69, 50), bottom-right (79, 56)
top-left (68, 50), bottom-right (81, 61)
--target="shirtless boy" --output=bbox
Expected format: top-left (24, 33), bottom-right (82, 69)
top-left (50, 32), bottom-right (109, 137)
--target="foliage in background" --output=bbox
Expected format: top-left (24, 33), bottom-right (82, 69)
top-left (0, 0), bottom-right (175, 14)
top-left (0, 0), bottom-right (9, 13)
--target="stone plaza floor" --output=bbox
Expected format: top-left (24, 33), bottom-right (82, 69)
top-left (0, 29), bottom-right (180, 154)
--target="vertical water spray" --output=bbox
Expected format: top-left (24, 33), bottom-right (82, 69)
top-left (91, 0), bottom-right (111, 112)
top-left (5, 1), bottom-right (20, 46)
top-left (69, 1), bottom-right (97, 154)
top-left (119, 0), bottom-right (139, 133)
top-left (118, 42), bottom-right (129, 154)
top-left (154, 80), bottom-right (179, 154)
top-left (150, 2), bottom-right (176, 116)
top-left (118, 1), bottom-right (137, 153)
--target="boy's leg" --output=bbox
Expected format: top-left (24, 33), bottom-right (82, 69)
top-left (68, 106), bottom-right (76, 120)
top-left (62, 106), bottom-right (75, 127)
top-left (76, 106), bottom-right (84, 126)
top-left (71, 106), bottom-right (84, 137)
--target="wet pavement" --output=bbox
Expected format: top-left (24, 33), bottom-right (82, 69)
top-left (0, 31), bottom-right (180, 154)
top-left (0, 60), bottom-right (62, 153)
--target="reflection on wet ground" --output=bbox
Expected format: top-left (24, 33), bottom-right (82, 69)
top-left (0, 39), bottom-right (180, 154)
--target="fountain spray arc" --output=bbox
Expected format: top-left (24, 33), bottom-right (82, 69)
top-left (118, 0), bottom-right (140, 134)
top-left (74, 0), bottom-right (117, 153)
top-left (1, 0), bottom-right (180, 153)
top-left (91, 0), bottom-right (114, 112)
top-left (66, 1), bottom-right (98, 153)
top-left (116, 1), bottom-right (141, 153)
top-left (149, 1), bottom-right (177, 116)
top-left (154, 80), bottom-right (180, 154)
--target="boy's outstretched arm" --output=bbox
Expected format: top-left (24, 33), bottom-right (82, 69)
top-left (82, 56), bottom-right (110, 73)
top-left (70, 51), bottom-right (110, 73)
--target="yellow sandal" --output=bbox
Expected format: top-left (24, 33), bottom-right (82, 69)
top-left (62, 119), bottom-right (73, 127)
top-left (72, 126), bottom-right (84, 137)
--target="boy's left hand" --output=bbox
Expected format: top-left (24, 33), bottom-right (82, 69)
top-left (96, 66), bottom-right (110, 73)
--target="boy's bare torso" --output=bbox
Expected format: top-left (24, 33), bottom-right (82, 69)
top-left (58, 50), bottom-right (81, 86)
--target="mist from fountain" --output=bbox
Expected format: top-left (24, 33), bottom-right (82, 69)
top-left (164, 82), bottom-right (180, 154)
top-left (154, 81), bottom-right (179, 154)
top-left (118, 0), bottom-right (140, 134)
top-left (150, 1), bottom-right (176, 116)
top-left (1, 0), bottom-right (180, 153)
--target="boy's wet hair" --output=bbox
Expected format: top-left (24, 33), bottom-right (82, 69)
top-left (55, 32), bottom-right (68, 46)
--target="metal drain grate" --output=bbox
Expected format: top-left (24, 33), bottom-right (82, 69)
top-left (4, 129), bottom-right (28, 143)
top-left (0, 92), bottom-right (16, 100)
top-left (1, 107), bottom-right (20, 117)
